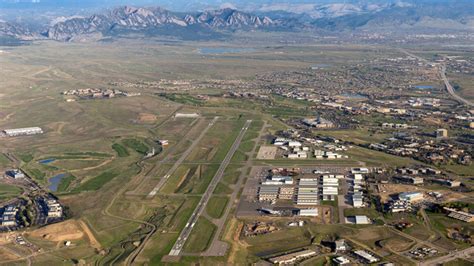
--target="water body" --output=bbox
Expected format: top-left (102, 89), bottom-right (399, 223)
top-left (340, 93), bottom-right (368, 99)
top-left (49, 173), bottom-right (66, 192)
top-left (414, 85), bottom-right (435, 90)
top-left (39, 158), bottom-right (56, 164)
top-left (199, 47), bottom-right (256, 55)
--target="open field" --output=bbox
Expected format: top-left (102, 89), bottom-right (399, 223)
top-left (0, 39), bottom-right (472, 265)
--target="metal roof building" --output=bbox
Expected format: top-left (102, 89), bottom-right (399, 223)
top-left (3, 127), bottom-right (43, 137)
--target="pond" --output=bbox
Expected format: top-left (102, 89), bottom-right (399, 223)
top-left (414, 85), bottom-right (435, 90)
top-left (340, 93), bottom-right (368, 99)
top-left (49, 173), bottom-right (66, 192)
top-left (39, 158), bottom-right (56, 164)
top-left (199, 47), bottom-right (257, 55)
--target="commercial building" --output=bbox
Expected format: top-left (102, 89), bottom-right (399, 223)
top-left (0, 205), bottom-right (18, 227)
top-left (393, 175), bottom-right (423, 185)
top-left (5, 169), bottom-right (25, 179)
top-left (262, 176), bottom-right (293, 185)
top-left (353, 250), bottom-right (379, 264)
top-left (46, 199), bottom-right (63, 218)
top-left (3, 127), bottom-right (43, 137)
top-left (268, 249), bottom-right (317, 264)
top-left (399, 192), bottom-right (424, 202)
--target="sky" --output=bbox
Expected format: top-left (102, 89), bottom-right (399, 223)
top-left (0, 0), bottom-right (457, 11)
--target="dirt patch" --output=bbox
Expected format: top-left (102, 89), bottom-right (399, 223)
top-left (0, 248), bottom-right (19, 261)
top-left (257, 146), bottom-right (277, 160)
top-left (354, 227), bottom-right (383, 241)
top-left (29, 219), bottom-right (84, 242)
top-left (138, 113), bottom-right (157, 123)
top-left (78, 220), bottom-right (101, 249)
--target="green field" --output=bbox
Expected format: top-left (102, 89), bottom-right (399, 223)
top-left (122, 139), bottom-right (149, 155)
top-left (112, 143), bottom-right (129, 157)
top-left (183, 217), bottom-right (217, 253)
top-left (206, 196), bottom-right (229, 219)
top-left (73, 171), bottom-right (118, 192)
top-left (0, 184), bottom-right (22, 202)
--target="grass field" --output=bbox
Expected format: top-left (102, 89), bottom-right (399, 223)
top-left (0, 184), bottom-right (22, 202)
top-left (73, 171), bottom-right (118, 192)
top-left (206, 196), bottom-right (229, 219)
top-left (122, 138), bottom-right (149, 155)
top-left (183, 217), bottom-right (217, 253)
top-left (112, 143), bottom-right (129, 157)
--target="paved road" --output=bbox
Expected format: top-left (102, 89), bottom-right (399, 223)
top-left (168, 120), bottom-right (252, 256)
top-left (400, 48), bottom-right (474, 107)
top-left (147, 117), bottom-right (219, 198)
top-left (420, 246), bottom-right (474, 266)
top-left (440, 64), bottom-right (474, 107)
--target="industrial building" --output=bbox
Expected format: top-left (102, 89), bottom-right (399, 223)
top-left (393, 175), bottom-right (424, 185)
top-left (432, 179), bottom-right (461, 187)
top-left (268, 249), bottom-right (317, 264)
top-left (298, 208), bottom-right (318, 217)
top-left (296, 187), bottom-right (319, 205)
top-left (262, 176), bottom-right (293, 185)
top-left (299, 178), bottom-right (318, 186)
top-left (353, 250), bottom-right (379, 264)
top-left (333, 256), bottom-right (351, 265)
top-left (321, 176), bottom-right (339, 201)
top-left (258, 186), bottom-right (279, 201)
top-left (3, 127), bottom-right (43, 137)
top-left (279, 187), bottom-right (295, 200)
top-left (444, 207), bottom-right (474, 223)
top-left (174, 113), bottom-right (199, 118)
top-left (399, 192), bottom-right (424, 202)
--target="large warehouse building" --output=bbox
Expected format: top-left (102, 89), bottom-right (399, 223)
top-left (3, 127), bottom-right (43, 137)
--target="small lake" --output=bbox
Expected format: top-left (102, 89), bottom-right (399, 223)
top-left (199, 47), bottom-right (257, 55)
top-left (39, 158), bottom-right (56, 164)
top-left (414, 85), bottom-right (435, 90)
top-left (49, 173), bottom-right (66, 192)
top-left (340, 93), bottom-right (368, 99)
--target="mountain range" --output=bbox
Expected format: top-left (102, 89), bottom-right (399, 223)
top-left (0, 1), bottom-right (473, 43)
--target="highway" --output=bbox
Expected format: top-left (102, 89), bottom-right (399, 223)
top-left (440, 64), bottom-right (474, 107)
top-left (168, 120), bottom-right (252, 256)
top-left (400, 48), bottom-right (474, 107)
top-left (146, 116), bottom-right (219, 198)
top-left (420, 246), bottom-right (474, 266)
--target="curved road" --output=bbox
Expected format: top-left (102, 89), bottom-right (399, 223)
top-left (399, 48), bottom-right (474, 107)
top-left (440, 64), bottom-right (474, 107)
